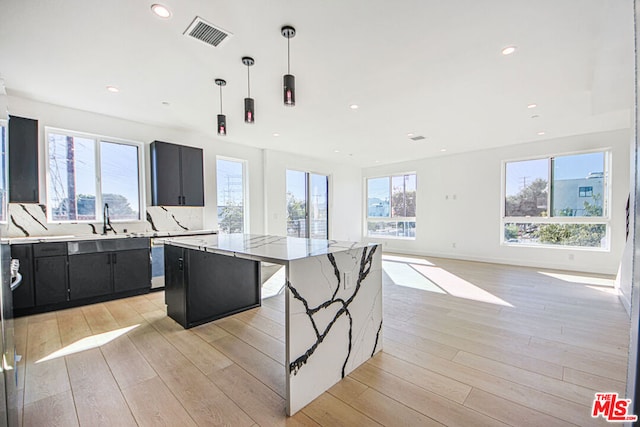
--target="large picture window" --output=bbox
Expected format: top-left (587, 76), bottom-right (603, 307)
top-left (367, 173), bottom-right (416, 238)
top-left (503, 151), bottom-right (609, 249)
top-left (46, 128), bottom-right (143, 222)
top-left (216, 157), bottom-right (247, 234)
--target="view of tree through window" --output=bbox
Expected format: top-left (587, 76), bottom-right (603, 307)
top-left (503, 152), bottom-right (608, 248)
top-left (367, 173), bottom-right (416, 238)
top-left (286, 170), bottom-right (328, 239)
top-left (216, 158), bottom-right (245, 234)
top-left (47, 130), bottom-right (142, 222)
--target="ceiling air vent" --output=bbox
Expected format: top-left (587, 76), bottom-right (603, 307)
top-left (410, 135), bottom-right (426, 141)
top-left (184, 17), bottom-right (232, 47)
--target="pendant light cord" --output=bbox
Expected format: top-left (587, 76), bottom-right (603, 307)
top-left (287, 37), bottom-right (291, 74)
top-left (247, 65), bottom-right (251, 97)
top-left (219, 85), bottom-right (223, 113)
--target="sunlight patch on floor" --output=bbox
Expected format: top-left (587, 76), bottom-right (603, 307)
top-left (538, 271), bottom-right (615, 287)
top-left (36, 324), bottom-right (139, 363)
top-left (262, 265), bottom-right (286, 299)
top-left (409, 264), bottom-right (514, 307)
top-left (586, 285), bottom-right (620, 295)
top-left (382, 261), bottom-right (445, 293)
top-left (382, 254), bottom-right (435, 266)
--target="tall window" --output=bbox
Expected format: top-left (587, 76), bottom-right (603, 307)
top-left (286, 170), bottom-right (328, 239)
top-left (503, 151), bottom-right (609, 248)
top-left (217, 157), bottom-right (247, 234)
top-left (0, 121), bottom-right (6, 223)
top-left (46, 129), bottom-right (143, 222)
top-left (367, 173), bottom-right (416, 238)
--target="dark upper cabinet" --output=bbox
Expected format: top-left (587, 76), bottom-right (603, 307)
top-left (150, 141), bottom-right (204, 206)
top-left (9, 115), bottom-right (39, 203)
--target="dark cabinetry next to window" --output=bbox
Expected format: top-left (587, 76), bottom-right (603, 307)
top-left (9, 115), bottom-right (39, 203)
top-left (150, 140), bottom-right (204, 206)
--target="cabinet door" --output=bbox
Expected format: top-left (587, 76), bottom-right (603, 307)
top-left (180, 145), bottom-right (204, 206)
top-left (150, 141), bottom-right (181, 206)
top-left (10, 244), bottom-right (35, 310)
top-left (164, 245), bottom-right (186, 327)
top-left (68, 253), bottom-right (112, 300)
top-left (8, 116), bottom-right (39, 203)
top-left (34, 256), bottom-right (68, 305)
top-left (113, 249), bottom-right (150, 293)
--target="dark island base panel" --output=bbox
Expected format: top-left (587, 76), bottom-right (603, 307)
top-left (14, 287), bottom-right (150, 317)
top-left (164, 246), bottom-right (261, 329)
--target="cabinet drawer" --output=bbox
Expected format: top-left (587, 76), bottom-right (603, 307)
top-left (33, 242), bottom-right (67, 257)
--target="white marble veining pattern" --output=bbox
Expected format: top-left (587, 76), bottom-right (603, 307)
top-left (160, 233), bottom-right (373, 262)
top-left (6, 203), bottom-right (203, 237)
top-left (286, 245), bottom-right (382, 414)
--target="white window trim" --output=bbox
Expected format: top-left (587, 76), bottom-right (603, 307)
top-left (216, 155), bottom-right (249, 234)
top-left (365, 172), bottom-right (417, 240)
top-left (500, 149), bottom-right (612, 251)
top-left (44, 127), bottom-right (146, 224)
top-left (285, 168), bottom-right (331, 240)
top-left (0, 119), bottom-right (7, 224)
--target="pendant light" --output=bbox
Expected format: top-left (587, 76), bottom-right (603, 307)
top-left (281, 25), bottom-right (296, 106)
top-left (242, 57), bottom-right (255, 124)
top-left (215, 78), bottom-right (227, 135)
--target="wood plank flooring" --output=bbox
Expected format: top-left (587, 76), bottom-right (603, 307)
top-left (16, 255), bottom-right (629, 426)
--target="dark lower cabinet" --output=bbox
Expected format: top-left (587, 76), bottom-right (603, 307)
top-left (10, 244), bottom-right (34, 310)
top-left (164, 245), bottom-right (261, 328)
top-left (113, 249), bottom-right (151, 293)
top-left (68, 252), bottom-right (112, 300)
top-left (34, 255), bottom-right (68, 305)
top-left (12, 238), bottom-right (151, 316)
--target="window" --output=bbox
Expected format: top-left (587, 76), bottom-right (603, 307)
top-left (286, 170), bottom-right (328, 239)
top-left (503, 151), bottom-right (609, 249)
top-left (46, 128), bottom-right (143, 222)
top-left (216, 157), bottom-right (247, 234)
top-left (367, 173), bottom-right (416, 238)
top-left (579, 186), bottom-right (593, 197)
top-left (0, 121), bottom-right (6, 223)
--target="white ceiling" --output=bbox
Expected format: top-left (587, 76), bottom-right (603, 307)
top-left (0, 0), bottom-right (634, 167)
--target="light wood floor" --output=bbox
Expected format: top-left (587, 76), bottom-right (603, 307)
top-left (15, 255), bottom-right (629, 426)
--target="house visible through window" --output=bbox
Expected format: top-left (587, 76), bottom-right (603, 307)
top-left (367, 173), bottom-right (416, 238)
top-left (46, 129), bottom-right (143, 222)
top-left (217, 157), bottom-right (247, 234)
top-left (503, 151), bottom-right (609, 248)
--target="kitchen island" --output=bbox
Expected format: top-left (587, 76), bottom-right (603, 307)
top-left (161, 234), bottom-right (382, 415)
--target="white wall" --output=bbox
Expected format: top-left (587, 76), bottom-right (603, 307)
top-left (363, 129), bottom-right (631, 275)
top-left (6, 95), bottom-right (266, 235)
top-left (263, 149), bottom-right (362, 241)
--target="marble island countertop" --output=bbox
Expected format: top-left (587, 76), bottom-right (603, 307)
top-left (5, 229), bottom-right (217, 245)
top-left (160, 233), bottom-right (376, 263)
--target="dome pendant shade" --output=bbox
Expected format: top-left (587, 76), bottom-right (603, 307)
top-left (217, 114), bottom-right (226, 136)
top-left (244, 98), bottom-right (255, 123)
top-left (283, 74), bottom-right (295, 106)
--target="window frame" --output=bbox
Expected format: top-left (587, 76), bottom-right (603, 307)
top-left (44, 127), bottom-right (145, 224)
top-left (285, 169), bottom-right (330, 239)
top-left (365, 172), bottom-right (417, 240)
top-left (0, 119), bottom-right (7, 224)
top-left (216, 155), bottom-right (249, 234)
top-left (500, 148), bottom-right (611, 250)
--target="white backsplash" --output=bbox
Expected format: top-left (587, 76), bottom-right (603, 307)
top-left (6, 203), bottom-right (204, 237)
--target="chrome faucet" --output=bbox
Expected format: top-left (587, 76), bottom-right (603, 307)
top-left (103, 203), bottom-right (114, 234)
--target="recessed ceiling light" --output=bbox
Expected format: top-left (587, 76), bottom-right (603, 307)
top-left (375, 160), bottom-right (380, 163)
top-left (334, 150), bottom-right (340, 153)
top-left (501, 46), bottom-right (517, 55)
top-left (537, 131), bottom-right (546, 136)
top-left (106, 86), bottom-right (119, 93)
top-left (440, 148), bottom-right (447, 152)
top-left (527, 103), bottom-right (537, 109)
top-left (407, 133), bottom-right (414, 138)
top-left (349, 104), bottom-right (359, 110)
top-left (151, 4), bottom-right (171, 19)
top-left (272, 133), bottom-right (280, 137)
